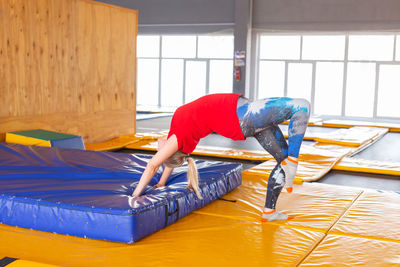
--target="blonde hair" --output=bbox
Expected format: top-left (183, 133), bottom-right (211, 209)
top-left (164, 151), bottom-right (202, 199)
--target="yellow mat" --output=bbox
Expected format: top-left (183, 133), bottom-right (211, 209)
top-left (333, 157), bottom-right (400, 176)
top-left (321, 119), bottom-right (400, 133)
top-left (126, 140), bottom-right (274, 161)
top-left (300, 234), bottom-right (400, 266)
top-left (85, 134), bottom-right (140, 151)
top-left (2, 176), bottom-right (398, 266)
top-left (0, 216), bottom-right (324, 266)
top-left (302, 189), bottom-right (400, 266)
top-left (5, 133), bottom-right (52, 147)
top-left (243, 144), bottom-right (354, 182)
top-left (313, 126), bottom-right (388, 147)
top-left (0, 257), bottom-right (55, 267)
top-left (197, 178), bottom-right (363, 231)
top-left (281, 116), bottom-right (324, 127)
top-left (85, 131), bottom-right (169, 151)
top-left (284, 117), bottom-right (400, 132)
top-left (320, 127), bottom-right (388, 157)
top-left (330, 190), bottom-right (400, 242)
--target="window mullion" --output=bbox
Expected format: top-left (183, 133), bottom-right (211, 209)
top-left (158, 36), bottom-right (163, 108)
top-left (183, 59), bottom-right (187, 104)
top-left (373, 63), bottom-right (380, 118)
top-left (341, 35), bottom-right (349, 117)
top-left (284, 62), bottom-right (289, 97)
top-left (311, 62), bottom-right (316, 116)
top-left (206, 60), bottom-right (210, 95)
top-left (300, 35), bottom-right (303, 60)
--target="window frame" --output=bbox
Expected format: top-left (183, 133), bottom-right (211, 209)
top-left (255, 31), bottom-right (400, 120)
top-left (137, 34), bottom-right (234, 110)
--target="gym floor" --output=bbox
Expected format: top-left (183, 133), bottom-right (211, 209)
top-left (131, 115), bottom-right (400, 192)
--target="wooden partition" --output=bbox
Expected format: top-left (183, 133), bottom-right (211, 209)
top-left (0, 0), bottom-right (137, 144)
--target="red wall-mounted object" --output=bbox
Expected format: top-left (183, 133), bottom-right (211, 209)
top-left (235, 67), bottom-right (241, 81)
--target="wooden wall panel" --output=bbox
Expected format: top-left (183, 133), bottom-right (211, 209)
top-left (0, 0), bottom-right (137, 144)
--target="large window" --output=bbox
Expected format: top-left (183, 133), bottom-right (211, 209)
top-left (257, 33), bottom-right (400, 119)
top-left (137, 35), bottom-right (234, 109)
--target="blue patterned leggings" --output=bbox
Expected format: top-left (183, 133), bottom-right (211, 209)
top-left (236, 97), bottom-right (310, 209)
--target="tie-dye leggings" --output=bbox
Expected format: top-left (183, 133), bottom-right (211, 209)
top-left (236, 97), bottom-right (311, 209)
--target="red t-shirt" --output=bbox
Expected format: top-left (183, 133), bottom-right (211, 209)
top-left (168, 93), bottom-right (245, 153)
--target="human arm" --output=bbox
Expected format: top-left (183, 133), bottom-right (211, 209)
top-left (132, 135), bottom-right (179, 197)
top-left (154, 166), bottom-right (174, 187)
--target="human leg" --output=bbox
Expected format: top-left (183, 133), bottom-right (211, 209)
top-left (283, 98), bottom-right (310, 192)
top-left (239, 97), bottom-right (309, 192)
top-left (287, 98), bottom-right (310, 159)
top-left (237, 97), bottom-right (310, 221)
top-left (237, 97), bottom-right (293, 137)
top-left (254, 127), bottom-right (292, 222)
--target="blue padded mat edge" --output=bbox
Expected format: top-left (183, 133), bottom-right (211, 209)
top-left (0, 143), bottom-right (242, 243)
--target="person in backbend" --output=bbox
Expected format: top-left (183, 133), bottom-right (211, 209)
top-left (132, 93), bottom-right (310, 222)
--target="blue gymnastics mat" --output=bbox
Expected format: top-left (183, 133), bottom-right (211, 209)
top-left (0, 143), bottom-right (242, 243)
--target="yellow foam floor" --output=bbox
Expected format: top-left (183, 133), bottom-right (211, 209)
top-left (85, 131), bottom-right (168, 151)
top-left (0, 257), bottom-right (55, 267)
top-left (321, 119), bottom-right (400, 132)
top-left (300, 234), bottom-right (400, 266)
top-left (330, 190), bottom-right (400, 242)
top-left (313, 126), bottom-right (388, 147)
top-left (243, 144), bottom-right (354, 182)
top-left (333, 157), bottom-right (400, 176)
top-left (2, 174), bottom-right (399, 266)
top-left (85, 134), bottom-right (141, 151)
top-left (126, 140), bottom-right (274, 161)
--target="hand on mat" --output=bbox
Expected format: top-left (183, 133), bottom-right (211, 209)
top-left (128, 195), bottom-right (138, 208)
top-left (154, 183), bottom-right (165, 188)
top-left (261, 209), bottom-right (293, 222)
top-left (281, 156), bottom-right (298, 193)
